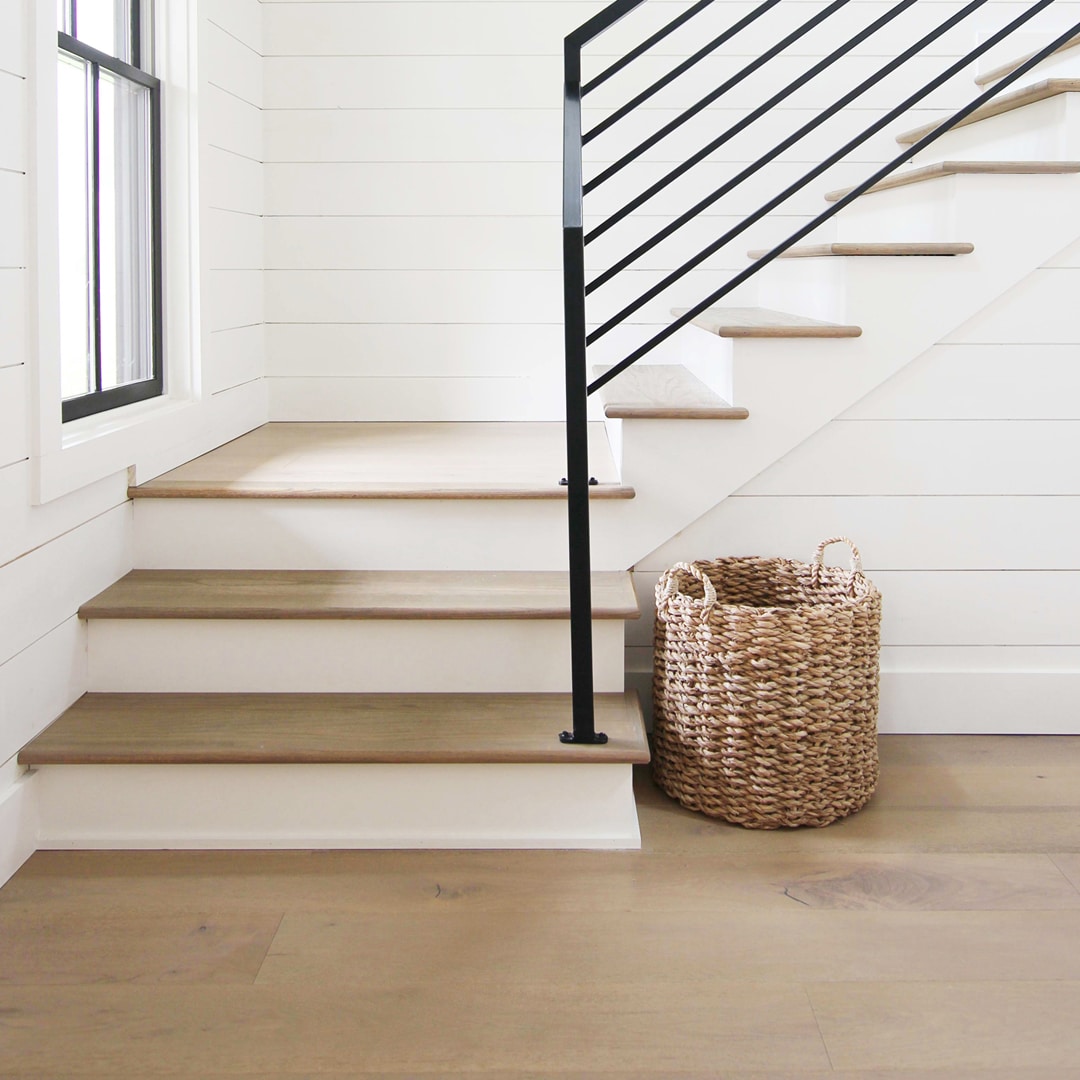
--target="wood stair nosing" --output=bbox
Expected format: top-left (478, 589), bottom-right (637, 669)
top-left (77, 569), bottom-right (642, 622)
top-left (975, 34), bottom-right (1080, 87)
top-left (825, 161), bottom-right (1080, 202)
top-left (896, 79), bottom-right (1080, 145)
top-left (18, 690), bottom-right (651, 766)
top-left (592, 364), bottom-right (749, 420)
top-left (674, 305), bottom-right (862, 338)
top-left (127, 481), bottom-right (636, 501)
top-left (746, 242), bottom-right (975, 259)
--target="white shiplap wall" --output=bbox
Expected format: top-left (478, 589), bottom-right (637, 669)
top-left (260, 0), bottom-right (1080, 420)
top-left (0, 0), bottom-right (266, 885)
top-left (201, 0), bottom-right (266, 396)
top-left (629, 251), bottom-right (1080, 732)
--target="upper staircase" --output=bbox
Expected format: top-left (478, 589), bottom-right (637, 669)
top-left (19, 8), bottom-right (1080, 850)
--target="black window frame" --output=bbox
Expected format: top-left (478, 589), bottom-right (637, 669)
top-left (58, 1), bottom-right (164, 423)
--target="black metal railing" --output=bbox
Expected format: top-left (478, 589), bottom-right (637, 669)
top-left (561, 0), bottom-right (1080, 742)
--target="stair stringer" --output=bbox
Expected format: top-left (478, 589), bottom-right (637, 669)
top-left (588, 171), bottom-right (1080, 571)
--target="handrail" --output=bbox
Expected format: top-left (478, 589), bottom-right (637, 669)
top-left (561, 0), bottom-right (1080, 742)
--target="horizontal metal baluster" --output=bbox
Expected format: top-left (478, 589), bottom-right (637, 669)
top-left (583, 0), bottom-right (781, 143)
top-left (581, 0), bottom-right (851, 204)
top-left (585, 0), bottom-right (920, 293)
top-left (583, 0), bottom-right (717, 96)
top-left (587, 7), bottom-right (1076, 391)
top-left (585, 0), bottom-right (1005, 343)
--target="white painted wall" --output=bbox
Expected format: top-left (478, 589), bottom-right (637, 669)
top-left (0, 0), bottom-right (267, 885)
top-left (260, 0), bottom-right (1080, 420)
top-left (630, 249), bottom-right (1080, 733)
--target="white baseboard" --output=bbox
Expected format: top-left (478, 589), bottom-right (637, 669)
top-left (33, 762), bottom-right (642, 850)
top-left (879, 671), bottom-right (1080, 734)
top-left (0, 770), bottom-right (38, 889)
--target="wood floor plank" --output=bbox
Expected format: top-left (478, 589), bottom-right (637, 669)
top-left (5, 1073), bottom-right (1077, 1080)
top-left (871, 765), bottom-right (1080, 808)
top-left (0, 912), bottom-right (282, 985)
top-left (809, 981), bottom-right (1080, 1071)
top-left (1051, 853), bottom-right (1080, 893)
top-left (4, 849), bottom-right (1077, 916)
top-left (636, 777), bottom-right (1080, 855)
top-left (18, 692), bottom-right (650, 766)
top-left (78, 569), bottom-right (639, 621)
top-left (254, 907), bottom-right (1080, 987)
top-left (879, 733), bottom-right (1080, 767)
top-left (0, 983), bottom-right (830, 1074)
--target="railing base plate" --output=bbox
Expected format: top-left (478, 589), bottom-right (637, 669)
top-left (560, 730), bottom-right (610, 745)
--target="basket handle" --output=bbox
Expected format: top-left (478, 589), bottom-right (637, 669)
top-left (661, 561), bottom-right (717, 607)
top-left (811, 536), bottom-right (863, 588)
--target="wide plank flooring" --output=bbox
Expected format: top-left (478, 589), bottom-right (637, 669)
top-left (3, 735), bottom-right (1080, 1076)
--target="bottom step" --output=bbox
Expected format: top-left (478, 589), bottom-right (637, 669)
top-left (21, 692), bottom-right (648, 850)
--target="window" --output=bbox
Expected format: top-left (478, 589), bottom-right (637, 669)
top-left (57, 1), bottom-right (162, 422)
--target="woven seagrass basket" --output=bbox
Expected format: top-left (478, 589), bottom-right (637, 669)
top-left (652, 537), bottom-right (882, 829)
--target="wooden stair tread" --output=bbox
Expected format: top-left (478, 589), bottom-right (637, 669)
top-left (131, 421), bottom-right (633, 501)
top-left (825, 161), bottom-right (1080, 202)
top-left (746, 242), bottom-right (974, 258)
top-left (592, 364), bottom-right (749, 419)
top-left (79, 569), bottom-right (640, 621)
top-left (897, 80), bottom-right (1080, 144)
top-left (976, 34), bottom-right (1080, 86)
top-left (674, 305), bottom-right (862, 338)
top-left (18, 691), bottom-right (650, 766)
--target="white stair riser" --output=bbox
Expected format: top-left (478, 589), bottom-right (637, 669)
top-left (86, 619), bottom-right (627, 693)
top-left (906, 95), bottom-right (1077, 167)
top-left (133, 499), bottom-right (583, 571)
top-left (31, 762), bottom-right (641, 850)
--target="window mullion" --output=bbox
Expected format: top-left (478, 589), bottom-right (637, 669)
top-left (90, 60), bottom-right (102, 396)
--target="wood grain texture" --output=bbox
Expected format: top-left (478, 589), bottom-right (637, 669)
top-left (128, 480), bottom-right (635, 500)
top-left (78, 569), bottom-right (639, 621)
top-left (0, 982), bottom-right (830, 1074)
top-left (5, 850), bottom-right (1077, 917)
top-left (825, 160), bottom-right (1080, 201)
top-left (673, 305), bottom-right (862, 337)
top-left (131, 421), bottom-right (629, 500)
top-left (0, 912), bottom-right (282, 985)
top-left (255, 907), bottom-right (1080, 987)
top-left (810, 981), bottom-right (1080, 1071)
top-left (746, 242), bottom-right (975, 258)
top-left (897, 79), bottom-right (1080, 143)
top-left (17, 691), bottom-right (650, 765)
top-left (593, 364), bottom-right (749, 420)
top-left (976, 34), bottom-right (1080, 85)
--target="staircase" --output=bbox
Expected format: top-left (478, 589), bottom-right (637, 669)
top-left (18, 8), bottom-right (1080, 848)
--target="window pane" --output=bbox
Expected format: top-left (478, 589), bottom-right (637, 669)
top-left (73, 0), bottom-right (134, 63)
top-left (98, 70), bottom-right (153, 391)
top-left (58, 0), bottom-right (71, 35)
top-left (57, 51), bottom-right (94, 401)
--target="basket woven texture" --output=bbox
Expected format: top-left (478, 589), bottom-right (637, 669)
top-left (653, 537), bottom-right (882, 829)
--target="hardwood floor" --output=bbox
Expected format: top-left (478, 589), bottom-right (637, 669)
top-left (2, 736), bottom-right (1080, 1077)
